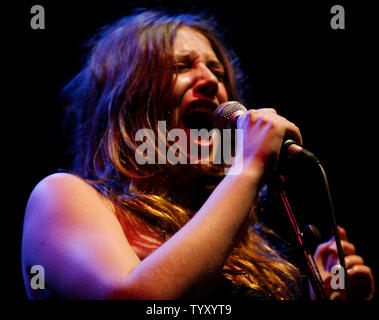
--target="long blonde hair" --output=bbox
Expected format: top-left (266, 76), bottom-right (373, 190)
top-left (61, 9), bottom-right (302, 299)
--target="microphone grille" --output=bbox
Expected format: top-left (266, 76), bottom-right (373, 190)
top-left (213, 101), bottom-right (247, 129)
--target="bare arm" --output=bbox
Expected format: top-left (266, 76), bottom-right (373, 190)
top-left (22, 109), bottom-right (301, 299)
top-left (119, 170), bottom-right (263, 298)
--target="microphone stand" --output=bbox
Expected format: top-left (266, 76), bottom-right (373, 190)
top-left (278, 174), bottom-right (329, 300)
top-left (276, 142), bottom-right (350, 300)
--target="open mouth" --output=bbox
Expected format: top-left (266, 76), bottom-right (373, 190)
top-left (180, 100), bottom-right (219, 150)
top-left (182, 110), bottom-right (214, 131)
top-left (181, 101), bottom-right (217, 132)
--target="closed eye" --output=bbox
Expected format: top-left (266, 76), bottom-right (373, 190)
top-left (174, 63), bottom-right (192, 73)
top-left (207, 61), bottom-right (225, 82)
top-left (173, 54), bottom-right (225, 81)
top-left (174, 54), bottom-right (194, 73)
top-left (211, 69), bottom-right (225, 82)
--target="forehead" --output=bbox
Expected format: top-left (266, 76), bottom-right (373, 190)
top-left (173, 26), bottom-right (218, 59)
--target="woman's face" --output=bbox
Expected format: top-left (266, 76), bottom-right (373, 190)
top-left (170, 26), bottom-right (229, 163)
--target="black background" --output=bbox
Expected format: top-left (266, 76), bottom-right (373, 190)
top-left (8, 0), bottom-right (377, 308)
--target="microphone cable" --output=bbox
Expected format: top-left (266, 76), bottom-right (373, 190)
top-left (316, 160), bottom-right (351, 300)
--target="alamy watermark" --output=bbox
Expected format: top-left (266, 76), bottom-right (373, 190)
top-left (29, 5), bottom-right (345, 31)
top-left (30, 265), bottom-right (45, 290)
top-left (330, 5), bottom-right (345, 30)
top-left (30, 5), bottom-right (45, 30)
top-left (134, 121), bottom-right (244, 175)
top-left (330, 264), bottom-right (345, 290)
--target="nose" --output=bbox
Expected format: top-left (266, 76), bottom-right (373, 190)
top-left (193, 63), bottom-right (219, 98)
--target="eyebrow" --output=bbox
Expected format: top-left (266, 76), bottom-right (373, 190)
top-left (206, 60), bottom-right (224, 71)
top-left (174, 54), bottom-right (194, 63)
top-left (174, 53), bottom-right (224, 70)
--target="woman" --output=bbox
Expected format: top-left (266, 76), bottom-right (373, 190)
top-left (21, 9), bottom-right (374, 300)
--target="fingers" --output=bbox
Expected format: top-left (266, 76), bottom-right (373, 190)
top-left (319, 226), bottom-right (351, 258)
top-left (345, 255), bottom-right (364, 269)
top-left (347, 263), bottom-right (371, 276)
top-left (337, 226), bottom-right (348, 241)
top-left (347, 264), bottom-right (375, 300)
top-left (328, 239), bottom-right (356, 257)
top-left (314, 226), bottom-right (375, 300)
top-left (315, 237), bottom-right (356, 262)
top-left (314, 230), bottom-right (357, 274)
top-left (285, 122), bottom-right (302, 146)
top-left (257, 108), bottom-right (277, 114)
top-left (258, 108), bottom-right (302, 146)
top-left (244, 108), bottom-right (303, 146)
top-left (234, 107), bottom-right (303, 177)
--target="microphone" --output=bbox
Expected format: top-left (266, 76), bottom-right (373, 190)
top-left (213, 101), bottom-right (319, 163)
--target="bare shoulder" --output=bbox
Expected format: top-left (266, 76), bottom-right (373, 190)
top-left (22, 173), bottom-right (111, 261)
top-left (22, 172), bottom-right (118, 249)
top-left (22, 173), bottom-right (140, 299)
top-left (23, 173), bottom-right (116, 228)
top-left (25, 173), bottom-right (110, 215)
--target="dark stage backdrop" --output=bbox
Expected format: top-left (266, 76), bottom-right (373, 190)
top-left (10, 0), bottom-right (377, 304)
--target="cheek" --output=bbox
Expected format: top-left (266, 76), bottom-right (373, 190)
top-left (170, 76), bottom-right (192, 127)
top-left (172, 75), bottom-right (192, 102)
top-left (217, 84), bottom-right (229, 103)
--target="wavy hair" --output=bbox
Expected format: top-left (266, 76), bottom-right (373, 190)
top-left (61, 8), bottom-right (302, 299)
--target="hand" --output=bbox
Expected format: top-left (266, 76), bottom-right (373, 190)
top-left (312, 226), bottom-right (375, 300)
top-left (233, 108), bottom-right (302, 178)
